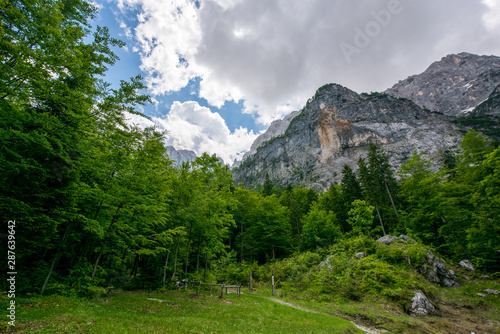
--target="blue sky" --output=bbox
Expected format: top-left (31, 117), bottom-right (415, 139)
top-left (91, 0), bottom-right (500, 164)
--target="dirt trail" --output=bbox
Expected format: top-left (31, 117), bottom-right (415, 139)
top-left (266, 297), bottom-right (385, 334)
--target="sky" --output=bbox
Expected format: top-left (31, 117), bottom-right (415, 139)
top-left (92, 0), bottom-right (500, 164)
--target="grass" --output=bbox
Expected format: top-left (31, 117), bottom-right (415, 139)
top-left (270, 278), bottom-right (500, 334)
top-left (1, 289), bottom-right (361, 334)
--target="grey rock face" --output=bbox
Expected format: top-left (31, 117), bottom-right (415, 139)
top-left (410, 292), bottom-right (437, 316)
top-left (386, 53), bottom-right (500, 116)
top-left (233, 83), bottom-right (461, 189)
top-left (417, 252), bottom-right (460, 288)
top-left (166, 146), bottom-right (197, 165)
top-left (459, 259), bottom-right (475, 272)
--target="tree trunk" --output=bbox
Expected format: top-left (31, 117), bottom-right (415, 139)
top-left (41, 224), bottom-right (71, 294)
top-left (385, 181), bottom-right (401, 225)
top-left (91, 202), bottom-right (123, 280)
top-left (240, 220), bottom-right (244, 263)
top-left (130, 254), bottom-right (140, 278)
top-left (162, 240), bottom-right (173, 286)
top-left (168, 234), bottom-right (181, 285)
top-left (204, 252), bottom-right (208, 281)
top-left (196, 235), bottom-right (201, 273)
top-left (375, 204), bottom-right (387, 235)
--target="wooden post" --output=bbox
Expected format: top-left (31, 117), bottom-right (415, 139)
top-left (196, 281), bottom-right (200, 296)
top-left (225, 283), bottom-right (228, 294)
top-left (249, 272), bottom-right (253, 291)
top-left (210, 282), bottom-right (213, 295)
top-left (220, 285), bottom-right (224, 298)
top-left (272, 269), bottom-right (275, 296)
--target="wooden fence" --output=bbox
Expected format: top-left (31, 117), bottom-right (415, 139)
top-left (182, 281), bottom-right (243, 297)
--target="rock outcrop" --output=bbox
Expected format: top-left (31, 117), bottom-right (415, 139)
top-left (459, 260), bottom-right (475, 272)
top-left (417, 252), bottom-right (460, 288)
top-left (376, 234), bottom-right (416, 245)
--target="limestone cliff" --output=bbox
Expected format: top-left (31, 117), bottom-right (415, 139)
top-left (232, 84), bottom-right (461, 190)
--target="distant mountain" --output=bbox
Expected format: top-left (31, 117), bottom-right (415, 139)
top-left (166, 146), bottom-right (197, 165)
top-left (233, 53), bottom-right (500, 190)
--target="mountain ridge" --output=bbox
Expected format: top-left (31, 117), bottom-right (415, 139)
top-left (233, 52), bottom-right (500, 190)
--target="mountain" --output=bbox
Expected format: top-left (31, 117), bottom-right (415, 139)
top-left (166, 146), bottom-right (197, 165)
top-left (385, 52), bottom-right (500, 116)
top-left (233, 53), bottom-right (500, 190)
top-left (241, 110), bottom-right (300, 161)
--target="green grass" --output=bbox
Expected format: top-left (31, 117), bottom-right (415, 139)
top-left (1, 290), bottom-right (361, 333)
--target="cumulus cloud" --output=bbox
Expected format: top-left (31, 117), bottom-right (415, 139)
top-left (125, 102), bottom-right (259, 164)
top-left (116, 0), bottom-right (500, 127)
top-left (482, 0), bottom-right (500, 31)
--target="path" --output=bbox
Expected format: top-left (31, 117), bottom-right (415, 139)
top-left (266, 297), bottom-right (384, 334)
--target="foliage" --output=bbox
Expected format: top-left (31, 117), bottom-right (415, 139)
top-left (347, 200), bottom-right (375, 237)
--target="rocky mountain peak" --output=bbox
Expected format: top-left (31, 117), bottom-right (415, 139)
top-left (386, 53), bottom-right (500, 116)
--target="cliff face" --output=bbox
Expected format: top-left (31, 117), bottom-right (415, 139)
top-left (232, 84), bottom-right (461, 190)
top-left (385, 52), bottom-right (500, 116)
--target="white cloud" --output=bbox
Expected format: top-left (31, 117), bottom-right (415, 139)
top-left (482, 0), bottom-right (500, 31)
top-left (117, 0), bottom-right (500, 127)
top-left (124, 111), bottom-right (155, 129)
top-left (127, 102), bottom-right (258, 164)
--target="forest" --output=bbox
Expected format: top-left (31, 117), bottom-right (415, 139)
top-left (1, 0), bottom-right (499, 300)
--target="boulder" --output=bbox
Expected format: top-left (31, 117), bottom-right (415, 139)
top-left (459, 259), bottom-right (475, 272)
top-left (480, 275), bottom-right (490, 280)
top-left (376, 235), bottom-right (397, 245)
top-left (410, 292), bottom-right (437, 316)
top-left (355, 252), bottom-right (366, 259)
top-left (376, 234), bottom-right (416, 245)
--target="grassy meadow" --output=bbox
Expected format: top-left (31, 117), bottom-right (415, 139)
top-left (0, 289), bottom-right (361, 334)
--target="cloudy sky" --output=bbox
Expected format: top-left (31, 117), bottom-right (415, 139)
top-left (94, 0), bottom-right (500, 164)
